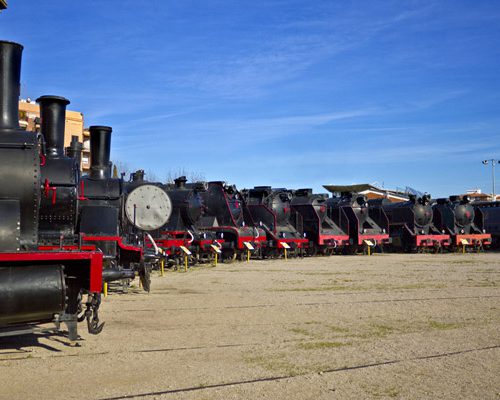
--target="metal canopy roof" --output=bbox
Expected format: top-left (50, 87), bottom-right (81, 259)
top-left (0, 0), bottom-right (7, 10)
top-left (323, 184), bottom-right (377, 193)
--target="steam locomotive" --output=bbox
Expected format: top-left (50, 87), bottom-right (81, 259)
top-left (0, 40), bottom-right (104, 341)
top-left (474, 201), bottom-right (500, 248)
top-left (78, 127), bottom-right (152, 291)
top-left (242, 187), bottom-right (307, 257)
top-left (291, 189), bottom-right (350, 255)
top-left (326, 192), bottom-right (390, 253)
top-left (197, 181), bottom-right (267, 261)
top-left (432, 196), bottom-right (491, 249)
top-left (147, 176), bottom-right (220, 266)
top-left (368, 194), bottom-right (450, 252)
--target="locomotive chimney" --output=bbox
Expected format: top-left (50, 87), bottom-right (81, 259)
top-left (66, 135), bottom-right (83, 168)
top-left (0, 40), bottom-right (23, 131)
top-left (174, 176), bottom-right (187, 188)
top-left (131, 170), bottom-right (145, 182)
top-left (89, 125), bottom-right (112, 180)
top-left (36, 95), bottom-right (70, 157)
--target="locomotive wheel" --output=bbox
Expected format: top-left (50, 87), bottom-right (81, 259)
top-left (264, 248), bottom-right (279, 259)
top-left (343, 246), bottom-right (357, 255)
top-left (221, 249), bottom-right (236, 263)
top-left (138, 261), bottom-right (151, 293)
top-left (307, 245), bottom-right (318, 257)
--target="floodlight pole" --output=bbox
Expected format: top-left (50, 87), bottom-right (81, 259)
top-left (482, 159), bottom-right (498, 201)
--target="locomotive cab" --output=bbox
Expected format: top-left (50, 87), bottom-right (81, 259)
top-left (243, 186), bottom-right (306, 254)
top-left (291, 189), bottom-right (350, 255)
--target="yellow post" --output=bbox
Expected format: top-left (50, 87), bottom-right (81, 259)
top-left (247, 250), bottom-right (250, 262)
top-left (160, 259), bottom-right (165, 277)
top-left (214, 252), bottom-right (218, 267)
top-left (284, 248), bottom-right (288, 261)
top-left (462, 244), bottom-right (466, 254)
top-left (139, 277), bottom-right (142, 289)
top-left (103, 282), bottom-right (108, 297)
top-left (367, 245), bottom-right (371, 256)
top-left (184, 254), bottom-right (188, 272)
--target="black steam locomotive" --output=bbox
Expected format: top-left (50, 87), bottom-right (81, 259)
top-left (0, 40), bottom-right (104, 341)
top-left (148, 176), bottom-right (219, 266)
top-left (432, 196), bottom-right (491, 249)
top-left (326, 192), bottom-right (390, 253)
top-left (77, 126), bottom-right (153, 290)
top-left (474, 201), bottom-right (500, 248)
top-left (197, 181), bottom-right (267, 261)
top-left (368, 194), bottom-right (450, 252)
top-left (243, 187), bottom-right (307, 257)
top-left (291, 189), bottom-right (350, 255)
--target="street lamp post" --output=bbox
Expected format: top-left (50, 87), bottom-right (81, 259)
top-left (482, 159), bottom-right (499, 201)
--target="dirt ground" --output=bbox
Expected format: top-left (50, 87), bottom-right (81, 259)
top-left (1, 252), bottom-right (499, 400)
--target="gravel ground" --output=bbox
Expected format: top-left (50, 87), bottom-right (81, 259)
top-left (1, 252), bottom-right (499, 400)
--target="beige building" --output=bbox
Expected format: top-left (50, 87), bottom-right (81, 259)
top-left (19, 99), bottom-right (91, 171)
top-left (323, 184), bottom-right (409, 203)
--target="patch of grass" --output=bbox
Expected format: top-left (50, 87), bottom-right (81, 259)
top-left (289, 327), bottom-right (312, 336)
top-left (271, 282), bottom-right (445, 292)
top-left (466, 280), bottom-right (497, 287)
top-left (373, 283), bottom-right (446, 290)
top-left (329, 325), bottom-right (350, 334)
top-left (244, 353), bottom-right (304, 376)
top-left (354, 324), bottom-right (397, 339)
top-left (428, 320), bottom-right (461, 330)
top-left (297, 341), bottom-right (351, 350)
top-left (371, 324), bottom-right (396, 337)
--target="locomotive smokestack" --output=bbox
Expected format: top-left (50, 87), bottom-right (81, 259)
top-left (174, 176), bottom-right (187, 188)
top-left (66, 135), bottom-right (83, 168)
top-left (131, 170), bottom-right (145, 182)
top-left (89, 125), bottom-right (112, 179)
top-left (0, 40), bottom-right (23, 131)
top-left (36, 95), bottom-right (70, 157)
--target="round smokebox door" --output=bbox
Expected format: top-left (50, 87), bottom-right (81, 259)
top-left (125, 185), bottom-right (172, 231)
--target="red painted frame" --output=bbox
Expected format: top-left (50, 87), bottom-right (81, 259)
top-left (0, 251), bottom-right (103, 292)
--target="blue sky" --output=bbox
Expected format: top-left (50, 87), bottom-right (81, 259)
top-left (2, 1), bottom-right (500, 196)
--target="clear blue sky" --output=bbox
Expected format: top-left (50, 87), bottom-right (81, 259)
top-left (2, 1), bottom-right (500, 196)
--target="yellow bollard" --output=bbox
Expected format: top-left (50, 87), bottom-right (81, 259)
top-left (160, 259), bottom-right (165, 277)
top-left (462, 244), bottom-right (466, 254)
top-left (367, 245), bottom-right (371, 256)
top-left (214, 252), bottom-right (218, 267)
top-left (103, 282), bottom-right (108, 297)
top-left (184, 254), bottom-right (188, 272)
top-left (247, 250), bottom-right (250, 262)
top-left (284, 248), bottom-right (287, 261)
